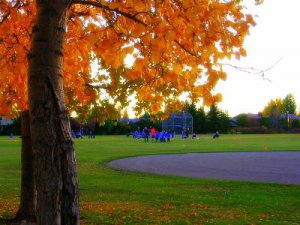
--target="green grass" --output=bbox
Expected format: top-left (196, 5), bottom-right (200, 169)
top-left (1, 134), bottom-right (300, 224)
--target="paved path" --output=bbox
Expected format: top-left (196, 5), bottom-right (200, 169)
top-left (108, 152), bottom-right (300, 184)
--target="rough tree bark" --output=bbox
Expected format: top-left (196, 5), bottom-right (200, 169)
top-left (14, 110), bottom-right (36, 223)
top-left (28, 1), bottom-right (79, 224)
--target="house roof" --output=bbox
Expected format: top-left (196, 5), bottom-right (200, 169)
top-left (231, 113), bottom-right (262, 121)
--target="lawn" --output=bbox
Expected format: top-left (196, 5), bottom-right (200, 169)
top-left (0, 134), bottom-right (300, 224)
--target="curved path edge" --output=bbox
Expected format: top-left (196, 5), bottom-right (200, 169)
top-left (107, 151), bottom-right (300, 185)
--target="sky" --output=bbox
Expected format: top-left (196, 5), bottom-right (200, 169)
top-left (216, 0), bottom-right (300, 116)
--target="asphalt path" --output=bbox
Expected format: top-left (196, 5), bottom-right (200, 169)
top-left (108, 152), bottom-right (300, 184)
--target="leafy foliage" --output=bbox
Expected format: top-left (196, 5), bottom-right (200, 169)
top-left (262, 98), bottom-right (283, 118)
top-left (236, 113), bottom-right (249, 127)
top-left (282, 94), bottom-right (297, 115)
top-left (262, 94), bottom-right (297, 117)
top-left (0, 0), bottom-right (256, 119)
top-left (185, 103), bottom-right (231, 133)
top-left (261, 94), bottom-right (298, 131)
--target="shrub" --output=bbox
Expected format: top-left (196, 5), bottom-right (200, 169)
top-left (239, 126), bottom-right (268, 134)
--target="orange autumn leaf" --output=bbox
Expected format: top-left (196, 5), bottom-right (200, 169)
top-left (151, 104), bottom-right (160, 113)
top-left (173, 64), bottom-right (182, 75)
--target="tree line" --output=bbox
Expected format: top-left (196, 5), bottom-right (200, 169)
top-left (76, 104), bottom-right (231, 135)
top-left (235, 93), bottom-right (300, 133)
top-left (185, 103), bottom-right (231, 134)
top-left (53, 93), bottom-right (300, 135)
top-left (5, 94), bottom-right (298, 136)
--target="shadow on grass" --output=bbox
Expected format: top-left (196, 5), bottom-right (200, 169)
top-left (0, 218), bottom-right (37, 225)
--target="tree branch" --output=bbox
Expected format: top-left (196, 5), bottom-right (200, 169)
top-left (0, 0), bottom-right (20, 25)
top-left (86, 83), bottom-right (108, 89)
top-left (174, 40), bottom-right (197, 57)
top-left (71, 0), bottom-right (147, 26)
top-left (221, 57), bottom-right (283, 82)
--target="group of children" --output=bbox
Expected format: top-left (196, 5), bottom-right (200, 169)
top-left (133, 127), bottom-right (221, 142)
top-left (133, 127), bottom-right (174, 142)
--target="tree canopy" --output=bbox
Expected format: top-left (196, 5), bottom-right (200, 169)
top-left (262, 94), bottom-right (297, 117)
top-left (1, 0), bottom-right (256, 119)
top-left (282, 93), bottom-right (297, 115)
top-left (262, 98), bottom-right (284, 118)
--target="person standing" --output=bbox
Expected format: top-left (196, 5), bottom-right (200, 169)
top-left (143, 126), bottom-right (149, 142)
top-left (151, 127), bottom-right (156, 142)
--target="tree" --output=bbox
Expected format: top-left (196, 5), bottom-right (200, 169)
top-left (185, 102), bottom-right (198, 132)
top-left (206, 105), bottom-right (230, 133)
top-left (282, 93), bottom-right (297, 115)
top-left (185, 102), bottom-right (207, 133)
top-left (236, 113), bottom-right (249, 127)
top-left (261, 99), bottom-right (283, 129)
top-left (262, 95), bottom-right (297, 130)
top-left (206, 105), bottom-right (219, 132)
top-left (262, 98), bottom-right (284, 118)
top-left (196, 107), bottom-right (207, 133)
top-left (15, 111), bottom-right (36, 222)
top-left (0, 1), bottom-right (257, 224)
top-left (218, 111), bottom-right (231, 133)
top-left (291, 119), bottom-right (300, 129)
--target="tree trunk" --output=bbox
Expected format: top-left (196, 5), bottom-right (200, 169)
top-left (14, 110), bottom-right (36, 223)
top-left (28, 1), bottom-right (79, 225)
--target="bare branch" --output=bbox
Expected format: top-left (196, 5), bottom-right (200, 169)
top-left (86, 83), bottom-right (108, 89)
top-left (71, 0), bottom-right (147, 26)
top-left (164, 16), bottom-right (198, 58)
top-left (174, 40), bottom-right (197, 57)
top-left (221, 57), bottom-right (283, 82)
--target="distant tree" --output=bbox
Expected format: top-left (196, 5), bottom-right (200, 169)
top-left (261, 98), bottom-right (284, 129)
top-left (260, 114), bottom-right (268, 127)
top-left (104, 119), bottom-right (117, 134)
top-left (262, 98), bottom-right (284, 117)
top-left (206, 105), bottom-right (219, 132)
top-left (206, 105), bottom-right (230, 133)
top-left (185, 102), bottom-right (197, 118)
top-left (218, 111), bottom-right (231, 133)
top-left (140, 113), bottom-right (151, 121)
top-left (268, 107), bottom-right (282, 129)
top-left (134, 113), bottom-right (153, 130)
top-left (94, 122), bottom-right (101, 135)
top-left (186, 103), bottom-right (200, 133)
top-left (236, 114), bottom-right (249, 127)
top-left (197, 107), bottom-right (207, 133)
top-left (262, 94), bottom-right (297, 130)
top-left (12, 117), bottom-right (21, 135)
top-left (282, 94), bottom-right (297, 115)
top-left (291, 119), bottom-right (300, 129)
